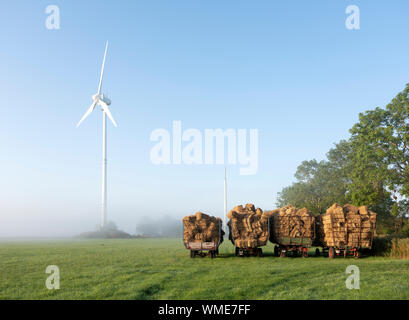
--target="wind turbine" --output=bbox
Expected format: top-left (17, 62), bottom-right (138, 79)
top-left (77, 41), bottom-right (117, 230)
top-left (224, 167), bottom-right (227, 233)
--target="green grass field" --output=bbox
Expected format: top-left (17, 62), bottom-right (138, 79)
top-left (0, 238), bottom-right (408, 300)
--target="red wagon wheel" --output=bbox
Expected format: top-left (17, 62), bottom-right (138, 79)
top-left (329, 247), bottom-right (335, 259)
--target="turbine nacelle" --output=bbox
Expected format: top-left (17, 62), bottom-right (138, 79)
top-left (92, 93), bottom-right (111, 106)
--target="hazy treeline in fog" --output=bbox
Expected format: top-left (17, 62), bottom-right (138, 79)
top-left (135, 215), bottom-right (183, 238)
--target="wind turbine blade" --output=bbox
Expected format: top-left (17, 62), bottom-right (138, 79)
top-left (77, 100), bottom-right (97, 127)
top-left (100, 101), bottom-right (118, 127)
top-left (97, 41), bottom-right (109, 95)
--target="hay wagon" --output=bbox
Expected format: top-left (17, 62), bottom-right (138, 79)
top-left (316, 204), bottom-right (377, 259)
top-left (270, 214), bottom-right (316, 258)
top-left (269, 206), bottom-right (316, 258)
top-left (227, 204), bottom-right (271, 257)
top-left (183, 222), bottom-right (223, 259)
top-left (228, 221), bottom-right (268, 257)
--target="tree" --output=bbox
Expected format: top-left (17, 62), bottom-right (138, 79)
top-left (348, 107), bottom-right (392, 207)
top-left (277, 142), bottom-right (349, 214)
top-left (349, 84), bottom-right (409, 198)
top-left (277, 182), bottom-right (322, 213)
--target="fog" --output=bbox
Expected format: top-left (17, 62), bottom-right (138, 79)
top-left (0, 204), bottom-right (186, 238)
top-left (134, 215), bottom-right (183, 238)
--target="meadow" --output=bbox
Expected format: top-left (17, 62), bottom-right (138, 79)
top-left (0, 238), bottom-right (408, 300)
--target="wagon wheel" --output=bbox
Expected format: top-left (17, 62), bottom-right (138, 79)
top-left (274, 245), bottom-right (279, 257)
top-left (329, 247), bottom-right (335, 259)
top-left (295, 249), bottom-right (302, 258)
top-left (190, 250), bottom-right (195, 258)
top-left (315, 248), bottom-right (320, 257)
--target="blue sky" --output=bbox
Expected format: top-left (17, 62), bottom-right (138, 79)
top-left (1, 1), bottom-right (409, 236)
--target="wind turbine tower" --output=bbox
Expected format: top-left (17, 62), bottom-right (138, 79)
top-left (224, 167), bottom-right (227, 232)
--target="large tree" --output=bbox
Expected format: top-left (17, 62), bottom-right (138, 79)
top-left (348, 84), bottom-right (409, 214)
top-left (277, 142), bottom-right (349, 214)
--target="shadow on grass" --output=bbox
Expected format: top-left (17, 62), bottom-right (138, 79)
top-left (215, 252), bottom-right (373, 259)
top-left (134, 283), bottom-right (163, 300)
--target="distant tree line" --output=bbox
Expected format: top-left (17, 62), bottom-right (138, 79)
top-left (135, 215), bottom-right (183, 238)
top-left (277, 84), bottom-right (409, 236)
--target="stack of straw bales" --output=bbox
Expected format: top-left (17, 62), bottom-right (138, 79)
top-left (319, 203), bottom-right (376, 248)
top-left (182, 212), bottom-right (224, 244)
top-left (227, 204), bottom-right (272, 248)
top-left (269, 205), bottom-right (315, 243)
